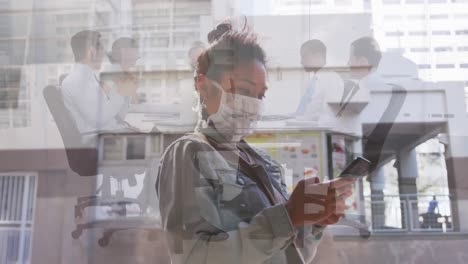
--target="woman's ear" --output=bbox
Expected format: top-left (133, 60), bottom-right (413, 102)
top-left (196, 74), bottom-right (209, 101)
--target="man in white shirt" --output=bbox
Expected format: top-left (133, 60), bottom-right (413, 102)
top-left (340, 36), bottom-right (384, 116)
top-left (320, 37), bottom-right (386, 136)
top-left (346, 37), bottom-right (408, 171)
top-left (61, 30), bottom-right (131, 134)
top-left (295, 39), bottom-right (344, 126)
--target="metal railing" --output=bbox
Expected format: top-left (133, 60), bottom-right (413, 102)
top-left (0, 174), bottom-right (36, 264)
top-left (0, 228), bottom-right (32, 264)
top-left (364, 194), bottom-right (453, 233)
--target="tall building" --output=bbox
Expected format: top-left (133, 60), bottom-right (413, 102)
top-left (371, 0), bottom-right (468, 82)
top-left (271, 0), bottom-right (468, 84)
top-left (272, 0), bottom-right (367, 14)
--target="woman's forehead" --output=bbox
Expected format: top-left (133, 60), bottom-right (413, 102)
top-left (231, 60), bottom-right (266, 85)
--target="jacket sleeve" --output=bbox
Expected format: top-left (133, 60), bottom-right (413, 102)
top-left (258, 147), bottom-right (325, 263)
top-left (274, 160), bottom-right (325, 263)
top-left (156, 139), bottom-right (297, 264)
top-left (293, 225), bottom-right (326, 263)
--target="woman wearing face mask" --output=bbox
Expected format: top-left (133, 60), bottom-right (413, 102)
top-left (155, 22), bottom-right (355, 264)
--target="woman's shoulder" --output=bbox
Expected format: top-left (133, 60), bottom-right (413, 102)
top-left (161, 133), bottom-right (214, 157)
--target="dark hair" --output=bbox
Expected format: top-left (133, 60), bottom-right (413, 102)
top-left (300, 39), bottom-right (326, 55)
top-left (109, 37), bottom-right (138, 64)
top-left (70, 30), bottom-right (101, 62)
top-left (351, 37), bottom-right (382, 68)
top-left (207, 22), bottom-right (233, 44)
top-left (196, 22), bottom-right (267, 82)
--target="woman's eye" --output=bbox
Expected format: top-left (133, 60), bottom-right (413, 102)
top-left (237, 87), bottom-right (251, 96)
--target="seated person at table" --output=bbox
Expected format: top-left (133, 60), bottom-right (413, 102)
top-left (294, 39), bottom-right (344, 125)
top-left (107, 37), bottom-right (140, 105)
top-left (61, 30), bottom-right (131, 134)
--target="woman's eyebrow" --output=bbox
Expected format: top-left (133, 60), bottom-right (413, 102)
top-left (238, 79), bottom-right (256, 86)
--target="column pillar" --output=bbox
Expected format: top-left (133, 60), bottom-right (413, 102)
top-left (396, 148), bottom-right (419, 230)
top-left (369, 167), bottom-right (385, 230)
top-left (441, 82), bottom-right (468, 232)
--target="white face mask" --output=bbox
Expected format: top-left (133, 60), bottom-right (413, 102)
top-left (206, 80), bottom-right (263, 142)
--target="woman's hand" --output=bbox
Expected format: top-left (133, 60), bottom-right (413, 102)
top-left (285, 177), bottom-right (355, 228)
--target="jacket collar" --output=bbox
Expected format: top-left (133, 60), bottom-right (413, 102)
top-left (194, 122), bottom-right (274, 168)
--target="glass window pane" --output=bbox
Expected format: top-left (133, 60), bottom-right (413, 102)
top-left (126, 136), bottom-right (146, 160)
top-left (103, 137), bottom-right (124, 160)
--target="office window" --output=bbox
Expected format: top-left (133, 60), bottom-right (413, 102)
top-left (154, 8), bottom-right (169, 16)
top-left (126, 137), bottom-right (146, 160)
top-left (334, 0), bottom-right (352, 5)
top-left (0, 68), bottom-right (29, 128)
top-left (0, 40), bottom-right (25, 65)
top-left (434, 46), bottom-right (453, 52)
top-left (56, 40), bottom-right (67, 49)
top-left (290, 0), bottom-right (323, 4)
top-left (103, 137), bottom-right (124, 160)
top-left (407, 0), bottom-right (425, 3)
top-left (173, 36), bottom-right (187, 47)
top-left (409, 30), bottom-right (428, 36)
top-left (174, 6), bottom-right (191, 15)
top-left (102, 135), bottom-right (148, 161)
top-left (460, 63), bottom-right (468, 68)
top-left (455, 30), bottom-right (468, 35)
top-left (386, 31), bottom-right (404, 36)
top-left (454, 14), bottom-right (468, 19)
top-left (384, 15), bottom-right (402, 21)
top-left (410, 47), bottom-right (430, 52)
top-left (432, 30), bottom-right (451, 35)
top-left (408, 15), bottom-right (425, 20)
top-left (0, 14), bottom-right (28, 38)
top-left (418, 64), bottom-right (431, 69)
top-left (388, 48), bottom-right (406, 53)
top-left (383, 0), bottom-right (401, 4)
top-left (0, 69), bottom-right (21, 109)
top-left (429, 0), bottom-right (446, 3)
top-left (436, 64), bottom-right (455, 68)
top-left (152, 37), bottom-right (169, 48)
top-left (458, 46), bottom-right (468, 51)
top-left (430, 14), bottom-right (448, 19)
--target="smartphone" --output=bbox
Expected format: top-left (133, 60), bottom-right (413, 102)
top-left (338, 157), bottom-right (371, 178)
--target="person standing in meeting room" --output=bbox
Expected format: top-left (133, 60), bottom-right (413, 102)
top-left (155, 22), bottom-right (356, 264)
top-left (346, 36), bottom-right (408, 174)
top-left (61, 30), bottom-right (131, 134)
top-left (294, 39), bottom-right (344, 125)
top-left (338, 37), bottom-right (383, 116)
top-left (107, 37), bottom-right (141, 105)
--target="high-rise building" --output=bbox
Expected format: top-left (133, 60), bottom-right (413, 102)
top-left (371, 0), bottom-right (468, 82)
top-left (269, 0), bottom-right (468, 113)
top-left (271, 0), bottom-right (468, 84)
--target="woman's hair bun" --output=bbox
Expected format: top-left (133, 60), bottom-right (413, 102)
top-left (207, 22), bottom-right (232, 44)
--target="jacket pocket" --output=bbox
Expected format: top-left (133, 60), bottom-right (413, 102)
top-left (216, 170), bottom-right (270, 225)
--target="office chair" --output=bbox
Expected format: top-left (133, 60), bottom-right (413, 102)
top-left (43, 85), bottom-right (158, 246)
